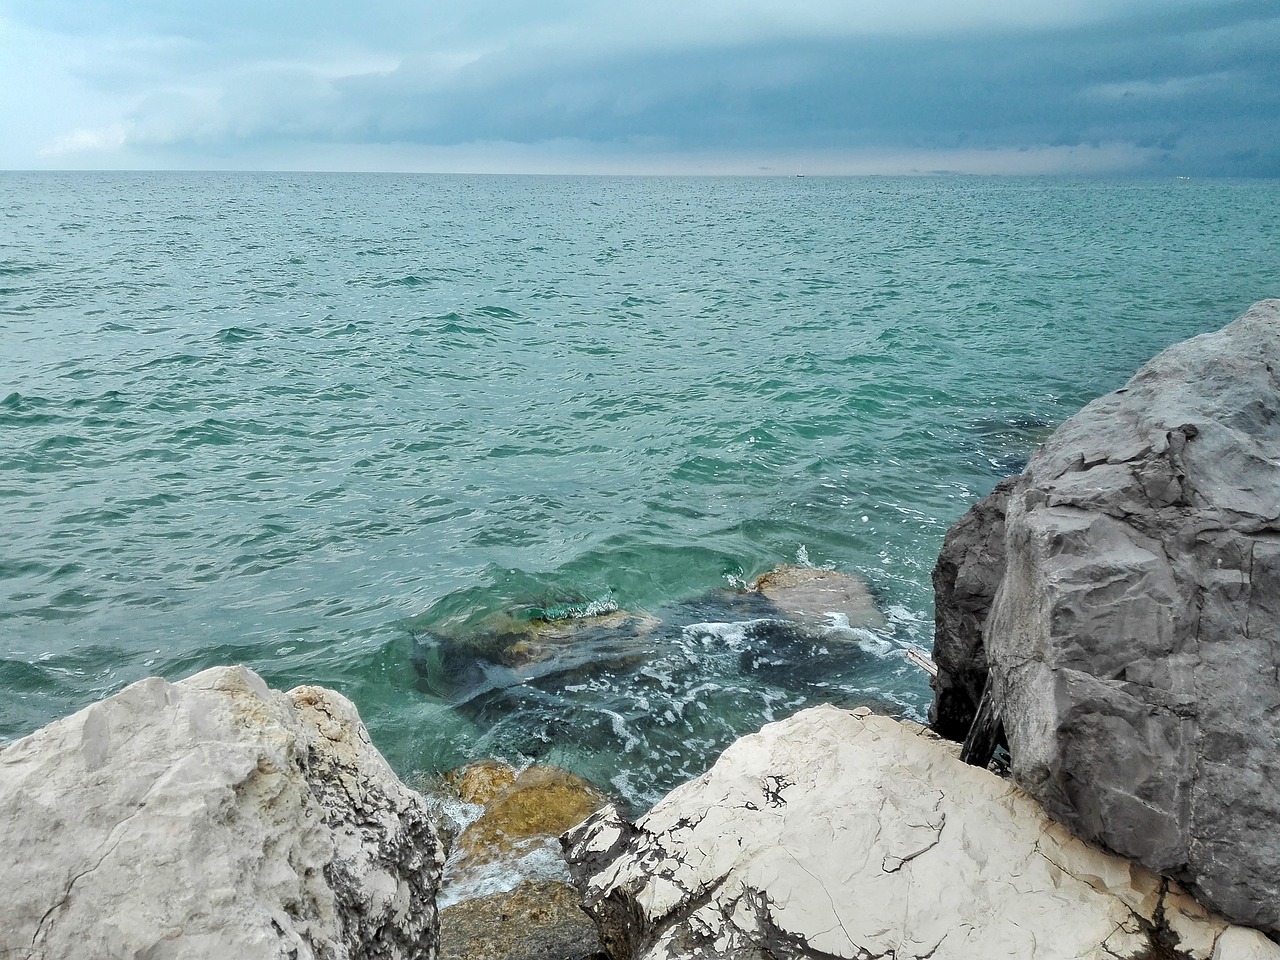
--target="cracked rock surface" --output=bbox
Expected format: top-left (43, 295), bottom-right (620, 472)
top-left (0, 665), bottom-right (443, 960)
top-left (563, 705), bottom-right (1279, 960)
top-left (930, 299), bottom-right (1280, 935)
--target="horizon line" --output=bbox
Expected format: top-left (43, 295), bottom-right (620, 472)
top-left (0, 167), bottom-right (1244, 180)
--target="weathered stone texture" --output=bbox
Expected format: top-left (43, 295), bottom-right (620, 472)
top-left (439, 760), bottom-right (611, 905)
top-left (564, 705), bottom-right (1278, 960)
top-left (930, 299), bottom-right (1280, 935)
top-left (433, 759), bottom-right (609, 958)
top-left (0, 665), bottom-right (443, 960)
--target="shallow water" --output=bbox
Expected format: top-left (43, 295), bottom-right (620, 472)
top-left (2, 172), bottom-right (1277, 806)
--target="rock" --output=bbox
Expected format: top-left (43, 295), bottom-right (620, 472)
top-left (928, 475), bottom-right (1015, 740)
top-left (563, 705), bottom-right (1279, 960)
top-left (438, 879), bottom-right (604, 960)
top-left (750, 564), bottom-right (886, 632)
top-left (450, 764), bottom-right (612, 873)
top-left (444, 757), bottom-right (520, 806)
top-left (1216, 929), bottom-right (1280, 960)
top-left (437, 760), bottom-right (611, 910)
top-left (435, 761), bottom-right (611, 959)
top-left (415, 608), bottom-right (661, 711)
top-left (434, 609), bottom-right (661, 671)
top-left (929, 299), bottom-right (1280, 933)
top-left (0, 665), bottom-right (443, 960)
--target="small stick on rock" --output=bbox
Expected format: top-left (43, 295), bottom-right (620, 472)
top-left (905, 648), bottom-right (938, 677)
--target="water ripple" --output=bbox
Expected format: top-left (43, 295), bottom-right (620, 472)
top-left (2, 171), bottom-right (1278, 803)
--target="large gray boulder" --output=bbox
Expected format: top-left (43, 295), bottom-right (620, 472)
top-left (563, 705), bottom-right (1278, 960)
top-left (930, 299), bottom-right (1280, 935)
top-left (0, 665), bottom-right (444, 960)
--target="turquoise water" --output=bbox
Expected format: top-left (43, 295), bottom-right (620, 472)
top-left (2, 172), bottom-right (1277, 805)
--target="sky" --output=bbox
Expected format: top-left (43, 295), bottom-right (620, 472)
top-left (0, 0), bottom-right (1276, 175)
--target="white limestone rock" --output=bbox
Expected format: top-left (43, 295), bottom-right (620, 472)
top-left (564, 705), bottom-right (1280, 960)
top-left (0, 665), bottom-right (443, 960)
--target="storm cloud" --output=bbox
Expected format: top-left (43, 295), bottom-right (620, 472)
top-left (2, 0), bottom-right (1276, 174)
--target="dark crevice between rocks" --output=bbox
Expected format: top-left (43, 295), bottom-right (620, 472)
top-left (959, 674), bottom-right (1007, 769)
top-left (1135, 880), bottom-right (1197, 960)
top-left (928, 475), bottom-right (1015, 743)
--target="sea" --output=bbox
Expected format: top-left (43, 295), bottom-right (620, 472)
top-left (2, 172), bottom-right (1277, 808)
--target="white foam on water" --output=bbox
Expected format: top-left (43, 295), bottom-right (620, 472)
top-left (884, 603), bottom-right (927, 630)
top-left (856, 633), bottom-right (896, 657)
top-left (793, 544), bottom-right (836, 570)
top-left (415, 790), bottom-right (486, 842)
top-left (683, 618), bottom-right (778, 650)
top-left (576, 596), bottom-right (619, 618)
top-left (610, 768), bottom-right (639, 801)
top-left (668, 680), bottom-right (724, 718)
top-left (759, 688), bottom-right (779, 723)
top-left (437, 840), bottom-right (570, 908)
top-left (818, 615), bottom-right (896, 656)
top-left (600, 707), bottom-right (640, 753)
top-left (562, 676), bottom-right (612, 694)
top-left (639, 662), bottom-right (678, 691)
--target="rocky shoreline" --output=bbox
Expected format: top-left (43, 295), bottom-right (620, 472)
top-left (3, 301), bottom-right (1278, 959)
top-left (564, 706), bottom-right (1276, 960)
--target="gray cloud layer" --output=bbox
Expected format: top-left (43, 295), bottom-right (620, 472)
top-left (2, 0), bottom-right (1276, 174)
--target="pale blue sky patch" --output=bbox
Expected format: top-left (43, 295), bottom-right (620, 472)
top-left (1, 0), bottom-right (1275, 174)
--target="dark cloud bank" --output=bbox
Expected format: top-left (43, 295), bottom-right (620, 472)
top-left (9, 0), bottom-right (1279, 174)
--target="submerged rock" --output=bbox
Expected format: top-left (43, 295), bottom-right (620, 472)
top-left (432, 608), bottom-right (662, 671)
top-left (749, 564), bottom-right (887, 632)
top-left (564, 705), bottom-right (1279, 960)
top-left (413, 607), bottom-right (661, 711)
top-left (450, 764), bottom-right (612, 874)
top-left (0, 665), bottom-right (443, 960)
top-left (444, 756), bottom-right (521, 806)
top-left (930, 299), bottom-right (1280, 934)
top-left (414, 565), bottom-right (885, 706)
top-left (436, 759), bottom-right (610, 903)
